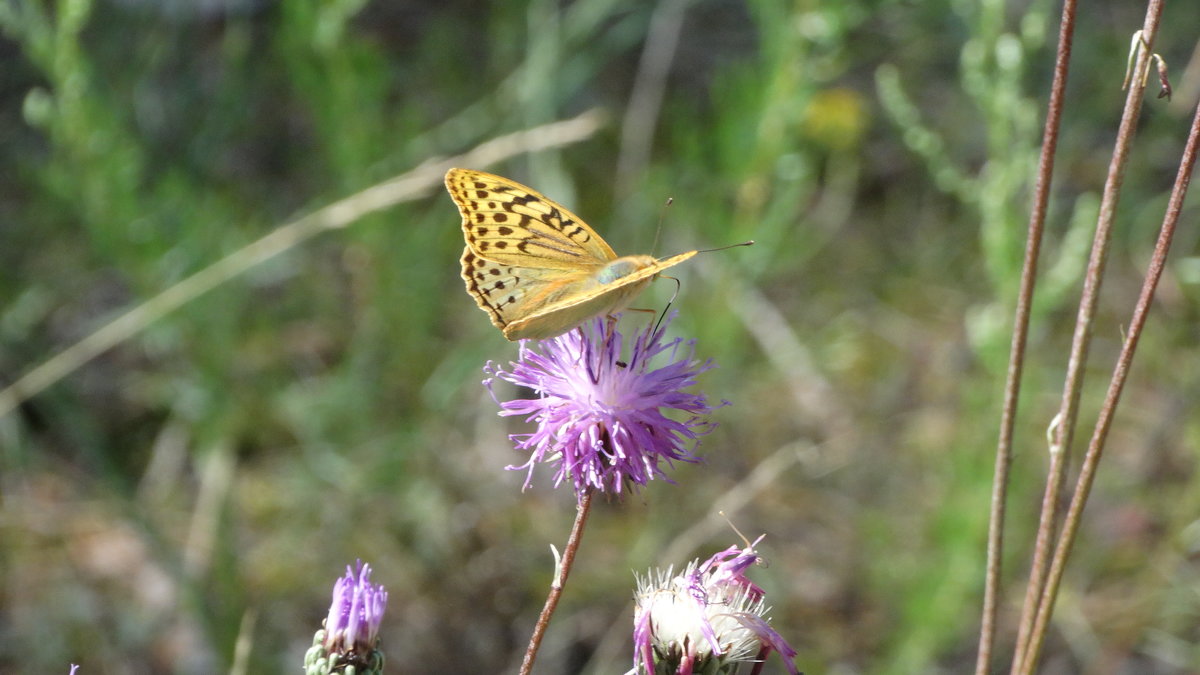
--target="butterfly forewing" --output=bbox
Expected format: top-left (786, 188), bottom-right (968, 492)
top-left (446, 169), bottom-right (616, 269)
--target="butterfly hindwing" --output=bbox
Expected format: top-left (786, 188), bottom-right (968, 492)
top-left (461, 248), bottom-right (596, 336)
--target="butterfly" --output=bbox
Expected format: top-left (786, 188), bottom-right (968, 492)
top-left (445, 168), bottom-right (697, 341)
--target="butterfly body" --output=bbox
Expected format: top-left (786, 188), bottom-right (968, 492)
top-left (447, 169), bottom-right (697, 341)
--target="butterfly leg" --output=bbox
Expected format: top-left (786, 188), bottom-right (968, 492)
top-left (624, 308), bottom-right (658, 316)
top-left (618, 307), bottom-right (661, 337)
top-left (580, 326), bottom-right (607, 384)
top-left (603, 313), bottom-right (621, 338)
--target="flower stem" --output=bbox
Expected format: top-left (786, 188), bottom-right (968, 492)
top-left (1012, 2), bottom-right (1165, 671)
top-left (975, 1), bottom-right (1077, 672)
top-left (1019, 35), bottom-right (1196, 675)
top-left (519, 489), bottom-right (595, 675)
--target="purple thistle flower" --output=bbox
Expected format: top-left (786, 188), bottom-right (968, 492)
top-left (484, 313), bottom-right (721, 496)
top-left (632, 538), bottom-right (799, 675)
top-left (305, 560), bottom-right (388, 675)
top-left (324, 560), bottom-right (388, 654)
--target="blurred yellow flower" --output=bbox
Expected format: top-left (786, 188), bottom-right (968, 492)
top-left (802, 87), bottom-right (868, 152)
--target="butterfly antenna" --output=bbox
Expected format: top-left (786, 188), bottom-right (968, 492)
top-left (650, 197), bottom-right (673, 256)
top-left (697, 240), bottom-right (755, 254)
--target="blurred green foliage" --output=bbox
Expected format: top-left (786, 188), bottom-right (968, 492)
top-left (1, 0), bottom-right (1198, 673)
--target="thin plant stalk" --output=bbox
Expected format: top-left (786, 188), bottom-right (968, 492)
top-left (520, 489), bottom-right (595, 675)
top-left (1019, 63), bottom-right (1198, 675)
top-left (0, 110), bottom-right (605, 420)
top-left (1008, 4), bottom-right (1164, 672)
top-left (974, 1), bottom-right (1078, 672)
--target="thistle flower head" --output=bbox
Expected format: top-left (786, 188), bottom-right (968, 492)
top-left (485, 313), bottom-right (720, 496)
top-left (305, 560), bottom-right (388, 675)
top-left (632, 538), bottom-right (799, 675)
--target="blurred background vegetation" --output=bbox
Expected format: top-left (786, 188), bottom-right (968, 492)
top-left (1, 0), bottom-right (1198, 672)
